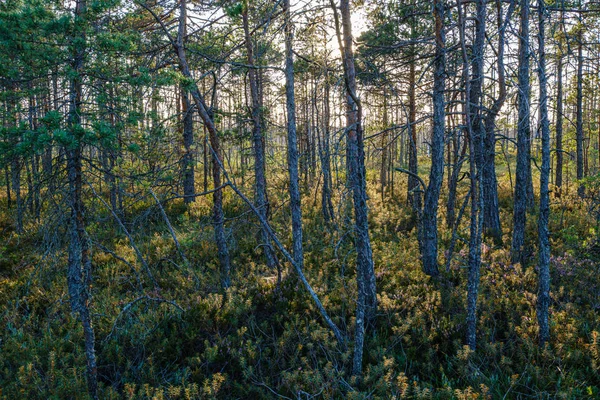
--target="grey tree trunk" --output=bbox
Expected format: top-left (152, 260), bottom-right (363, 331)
top-left (320, 64), bottom-right (335, 225)
top-left (242, 7), bottom-right (278, 271)
top-left (175, 0), bottom-right (231, 287)
top-left (181, 87), bottom-right (195, 204)
top-left (536, 0), bottom-right (551, 347)
top-left (11, 157), bottom-right (22, 234)
top-left (481, 0), bottom-right (515, 244)
top-left (511, 0), bottom-right (532, 265)
top-left (457, 0), bottom-right (484, 351)
top-left (6, 93), bottom-right (23, 233)
top-left (334, 0), bottom-right (377, 378)
top-left (420, 0), bottom-right (445, 278)
top-left (576, 30), bottom-right (584, 197)
top-left (66, 1), bottom-right (98, 397)
top-left (4, 165), bottom-right (11, 209)
top-left (446, 117), bottom-right (467, 230)
top-left (380, 92), bottom-right (388, 200)
top-left (284, 0), bottom-right (303, 272)
top-left (407, 53), bottom-right (421, 213)
top-left (555, 24), bottom-right (564, 196)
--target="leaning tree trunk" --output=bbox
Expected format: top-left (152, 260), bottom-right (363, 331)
top-left (511, 0), bottom-right (532, 265)
top-left (420, 0), bottom-right (445, 278)
top-left (536, 0), bottom-right (551, 347)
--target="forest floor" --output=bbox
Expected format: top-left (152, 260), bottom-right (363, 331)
top-left (1, 163), bottom-right (600, 399)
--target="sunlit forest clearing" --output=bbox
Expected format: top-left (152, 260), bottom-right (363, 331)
top-left (1, 0), bottom-right (600, 399)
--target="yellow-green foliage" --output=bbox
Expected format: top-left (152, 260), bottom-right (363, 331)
top-left (0, 175), bottom-right (599, 399)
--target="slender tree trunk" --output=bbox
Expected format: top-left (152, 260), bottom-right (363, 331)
top-left (555, 26), bottom-right (564, 197)
top-left (576, 28), bottom-right (584, 197)
top-left (333, 0), bottom-right (377, 378)
top-left (175, 0), bottom-right (231, 287)
top-left (11, 157), bottom-right (22, 234)
top-left (457, 0), bottom-right (484, 351)
top-left (242, 7), bottom-right (278, 271)
top-left (511, 0), bottom-right (532, 264)
top-left (446, 104), bottom-right (467, 230)
top-left (408, 49), bottom-right (421, 212)
top-left (380, 91), bottom-right (388, 200)
top-left (6, 91), bottom-right (23, 233)
top-left (536, 0), bottom-right (551, 347)
top-left (321, 64), bottom-right (335, 225)
top-left (182, 88), bottom-right (195, 204)
top-left (181, 18), bottom-right (195, 206)
top-left (284, 0), bottom-right (304, 273)
top-left (420, 0), bottom-right (445, 278)
top-left (203, 125), bottom-right (209, 192)
top-left (482, 0), bottom-right (514, 243)
top-left (66, 1), bottom-right (98, 397)
top-left (4, 165), bottom-right (11, 208)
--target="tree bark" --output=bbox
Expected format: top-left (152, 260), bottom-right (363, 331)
top-left (536, 0), bottom-right (551, 347)
top-left (181, 83), bottom-right (195, 204)
top-left (333, 0), bottom-right (378, 378)
top-left (174, 0), bottom-right (231, 287)
top-left (320, 62), bottom-right (335, 225)
top-left (576, 27), bottom-right (584, 197)
top-left (554, 19), bottom-right (564, 197)
top-left (407, 46), bottom-right (421, 213)
top-left (420, 0), bottom-right (445, 278)
top-left (457, 0), bottom-right (484, 351)
top-left (511, 0), bottom-right (532, 264)
top-left (66, 1), bottom-right (98, 397)
top-left (482, 0), bottom-right (515, 243)
top-left (242, 6), bottom-right (278, 271)
top-left (284, 0), bottom-right (304, 275)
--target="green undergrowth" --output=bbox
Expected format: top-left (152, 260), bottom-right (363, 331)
top-left (1, 175), bottom-right (599, 399)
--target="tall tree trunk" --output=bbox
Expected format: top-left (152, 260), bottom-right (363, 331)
top-left (555, 20), bottom-right (564, 197)
top-left (4, 165), bottom-right (11, 208)
top-left (482, 0), bottom-right (515, 243)
top-left (284, 0), bottom-right (303, 269)
top-left (380, 91), bottom-right (388, 200)
top-left (333, 0), bottom-right (377, 378)
top-left (11, 157), bottom-right (22, 234)
top-left (242, 6), bottom-right (278, 271)
top-left (180, 8), bottom-right (194, 204)
top-left (321, 63), bottom-right (335, 225)
top-left (458, 0), bottom-right (484, 351)
top-left (446, 100), bottom-right (467, 230)
top-left (511, 0), bottom-right (532, 264)
top-left (66, 1), bottom-right (98, 397)
top-left (408, 47), bottom-right (421, 212)
top-left (6, 90), bottom-right (23, 233)
top-left (576, 28), bottom-right (585, 197)
top-left (175, 0), bottom-right (231, 287)
top-left (536, 0), bottom-right (551, 347)
top-left (420, 0), bottom-right (445, 278)
top-left (182, 87), bottom-right (195, 204)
